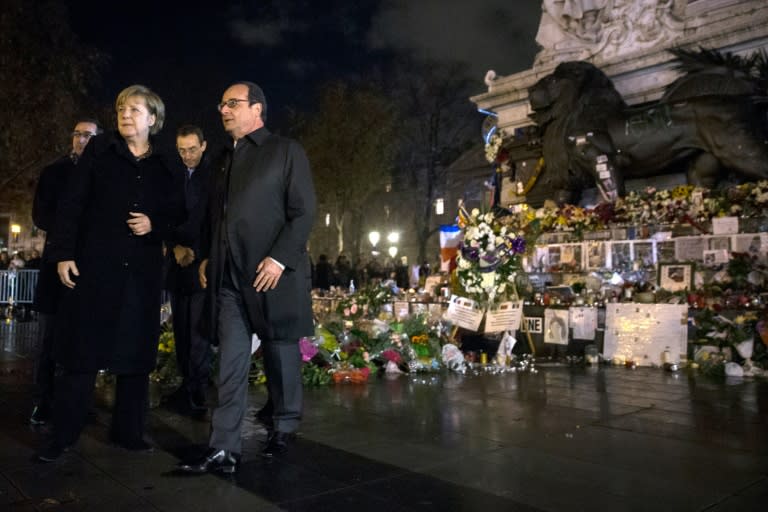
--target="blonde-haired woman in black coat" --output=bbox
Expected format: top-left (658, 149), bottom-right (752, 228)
top-left (36, 85), bottom-right (184, 462)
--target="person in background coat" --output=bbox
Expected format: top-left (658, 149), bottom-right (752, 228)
top-left (36, 85), bottom-right (184, 462)
top-left (178, 81), bottom-right (315, 474)
top-left (163, 124), bottom-right (213, 415)
top-left (313, 254), bottom-right (333, 290)
top-left (29, 118), bottom-right (101, 426)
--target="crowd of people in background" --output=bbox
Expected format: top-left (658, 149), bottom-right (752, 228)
top-left (0, 250), bottom-right (42, 271)
top-left (310, 253), bottom-right (433, 291)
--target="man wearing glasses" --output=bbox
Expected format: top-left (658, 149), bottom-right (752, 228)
top-left (178, 82), bottom-right (316, 474)
top-left (163, 125), bottom-right (213, 416)
top-left (29, 119), bottom-right (100, 425)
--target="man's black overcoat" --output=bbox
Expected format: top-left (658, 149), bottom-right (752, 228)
top-left (202, 128), bottom-right (316, 344)
top-left (165, 155), bottom-right (213, 295)
top-left (32, 155), bottom-right (75, 313)
top-left (48, 133), bottom-right (185, 373)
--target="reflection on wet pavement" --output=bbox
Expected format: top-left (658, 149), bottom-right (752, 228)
top-left (1, 319), bottom-right (766, 511)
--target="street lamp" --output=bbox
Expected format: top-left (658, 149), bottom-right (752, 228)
top-left (435, 198), bottom-right (445, 215)
top-left (10, 224), bottom-right (20, 245)
top-left (387, 231), bottom-right (399, 244)
top-left (388, 246), bottom-right (398, 258)
top-left (368, 231), bottom-right (380, 248)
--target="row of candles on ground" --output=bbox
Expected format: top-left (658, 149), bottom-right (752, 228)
top-left (580, 345), bottom-right (680, 371)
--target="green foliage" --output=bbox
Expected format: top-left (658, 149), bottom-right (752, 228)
top-left (302, 362), bottom-right (332, 387)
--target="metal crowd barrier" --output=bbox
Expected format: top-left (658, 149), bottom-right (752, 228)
top-left (0, 269), bottom-right (40, 305)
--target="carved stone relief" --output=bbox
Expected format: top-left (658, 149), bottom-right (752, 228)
top-left (534, 0), bottom-right (687, 67)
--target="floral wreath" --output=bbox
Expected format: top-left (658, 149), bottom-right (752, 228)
top-left (455, 205), bottom-right (526, 308)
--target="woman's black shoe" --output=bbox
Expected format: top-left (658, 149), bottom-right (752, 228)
top-left (29, 404), bottom-right (51, 426)
top-left (34, 441), bottom-right (68, 463)
top-left (177, 448), bottom-right (240, 474)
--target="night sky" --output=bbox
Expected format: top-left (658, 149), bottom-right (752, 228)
top-left (67, 0), bottom-right (541, 147)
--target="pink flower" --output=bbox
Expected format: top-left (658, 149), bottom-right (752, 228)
top-left (299, 338), bottom-right (318, 362)
top-left (344, 308), bottom-right (350, 316)
top-left (350, 304), bottom-right (358, 314)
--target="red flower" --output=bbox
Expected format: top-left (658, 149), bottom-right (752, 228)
top-left (381, 349), bottom-right (402, 364)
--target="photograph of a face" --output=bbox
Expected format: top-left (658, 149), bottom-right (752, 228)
top-left (659, 263), bottom-right (693, 292)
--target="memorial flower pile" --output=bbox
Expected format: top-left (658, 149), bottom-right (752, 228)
top-left (456, 207), bottom-right (526, 308)
top-left (497, 182), bottom-right (768, 239)
top-left (695, 309), bottom-right (758, 351)
top-left (728, 180), bottom-right (768, 217)
top-left (152, 323), bottom-right (180, 387)
top-left (335, 282), bottom-right (395, 320)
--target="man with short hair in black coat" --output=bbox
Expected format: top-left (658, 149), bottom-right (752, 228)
top-left (29, 118), bottom-right (101, 425)
top-left (178, 81), bottom-right (316, 474)
top-left (164, 124), bottom-right (213, 414)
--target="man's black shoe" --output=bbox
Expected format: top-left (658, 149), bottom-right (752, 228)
top-left (177, 448), bottom-right (239, 474)
top-left (29, 404), bottom-right (51, 426)
top-left (262, 431), bottom-right (293, 457)
top-left (164, 387), bottom-right (206, 416)
top-left (34, 441), bottom-right (69, 463)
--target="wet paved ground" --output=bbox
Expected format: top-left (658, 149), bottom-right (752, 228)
top-left (1, 319), bottom-right (767, 511)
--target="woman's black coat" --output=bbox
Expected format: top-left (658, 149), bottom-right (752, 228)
top-left (48, 133), bottom-right (184, 373)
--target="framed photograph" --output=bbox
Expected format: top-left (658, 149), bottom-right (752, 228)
top-left (733, 234), bottom-right (766, 261)
top-left (559, 244), bottom-right (583, 272)
top-left (656, 241), bottom-right (675, 263)
top-left (547, 245), bottom-right (561, 271)
top-left (658, 262), bottom-right (693, 292)
top-left (633, 241), bottom-right (654, 269)
top-left (609, 241), bottom-right (632, 270)
top-left (586, 241), bottom-right (607, 270)
top-left (702, 249), bottom-right (729, 267)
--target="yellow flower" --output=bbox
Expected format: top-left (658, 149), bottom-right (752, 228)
top-left (671, 185), bottom-right (693, 199)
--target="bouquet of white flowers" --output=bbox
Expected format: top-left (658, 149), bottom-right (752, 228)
top-left (456, 207), bottom-right (526, 308)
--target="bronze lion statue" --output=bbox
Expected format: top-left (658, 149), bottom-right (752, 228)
top-left (527, 49), bottom-right (768, 203)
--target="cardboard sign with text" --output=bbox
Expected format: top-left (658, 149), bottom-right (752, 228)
top-left (445, 295), bottom-right (484, 331)
top-left (484, 300), bottom-right (524, 333)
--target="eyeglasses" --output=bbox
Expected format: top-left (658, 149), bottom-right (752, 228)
top-left (72, 131), bottom-right (96, 139)
top-left (217, 98), bottom-right (250, 112)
